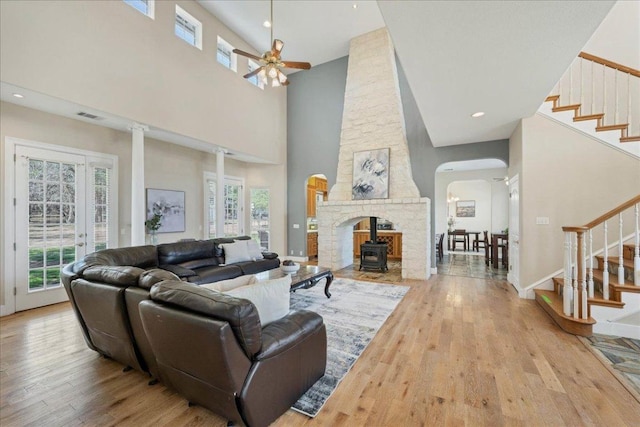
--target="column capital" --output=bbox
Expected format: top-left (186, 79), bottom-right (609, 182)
top-left (215, 148), bottom-right (228, 155)
top-left (128, 122), bottom-right (149, 132)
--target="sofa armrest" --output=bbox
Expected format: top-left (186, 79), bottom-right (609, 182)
top-left (261, 252), bottom-right (278, 260)
top-left (159, 264), bottom-right (197, 279)
top-left (83, 265), bottom-right (145, 287)
top-left (256, 310), bottom-right (324, 360)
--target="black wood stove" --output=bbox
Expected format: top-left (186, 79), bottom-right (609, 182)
top-left (359, 217), bottom-right (388, 272)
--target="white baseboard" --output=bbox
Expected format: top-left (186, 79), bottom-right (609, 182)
top-left (431, 267), bottom-right (437, 275)
top-left (593, 321), bottom-right (640, 340)
top-left (0, 304), bottom-right (13, 317)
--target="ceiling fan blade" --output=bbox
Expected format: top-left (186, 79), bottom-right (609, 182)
top-left (281, 61), bottom-right (311, 70)
top-left (272, 39), bottom-right (284, 55)
top-left (243, 66), bottom-right (263, 79)
top-left (233, 48), bottom-right (263, 62)
top-left (282, 79), bottom-right (290, 86)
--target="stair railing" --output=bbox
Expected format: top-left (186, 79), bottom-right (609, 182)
top-left (561, 194), bottom-right (640, 319)
top-left (553, 51), bottom-right (640, 142)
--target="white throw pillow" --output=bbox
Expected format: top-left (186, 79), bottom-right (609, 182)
top-left (245, 239), bottom-right (264, 260)
top-left (221, 241), bottom-right (252, 265)
top-left (200, 275), bottom-right (257, 292)
top-left (226, 275), bottom-right (292, 325)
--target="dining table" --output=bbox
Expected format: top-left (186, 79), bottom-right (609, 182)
top-left (491, 233), bottom-right (508, 268)
top-left (447, 230), bottom-right (482, 252)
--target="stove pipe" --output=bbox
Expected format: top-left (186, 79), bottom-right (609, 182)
top-left (369, 217), bottom-right (378, 243)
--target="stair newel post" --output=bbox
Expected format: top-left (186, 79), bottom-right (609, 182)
top-left (635, 203), bottom-right (639, 286)
top-left (603, 221), bottom-right (610, 300)
top-left (618, 213), bottom-right (625, 285)
top-left (573, 233), bottom-right (579, 319)
top-left (563, 231), bottom-right (572, 316)
top-left (588, 229), bottom-right (594, 298)
top-left (576, 231), bottom-right (587, 319)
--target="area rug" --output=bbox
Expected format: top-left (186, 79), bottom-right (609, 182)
top-left (290, 278), bottom-right (409, 417)
top-left (580, 334), bottom-right (640, 400)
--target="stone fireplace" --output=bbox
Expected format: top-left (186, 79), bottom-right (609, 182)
top-left (316, 28), bottom-right (431, 280)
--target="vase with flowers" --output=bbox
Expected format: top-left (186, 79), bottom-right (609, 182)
top-left (145, 213), bottom-right (163, 245)
top-left (447, 216), bottom-right (456, 232)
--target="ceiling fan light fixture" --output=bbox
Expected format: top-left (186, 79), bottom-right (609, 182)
top-left (272, 78), bottom-right (281, 87)
top-left (268, 65), bottom-right (278, 79)
top-left (278, 71), bottom-right (287, 84)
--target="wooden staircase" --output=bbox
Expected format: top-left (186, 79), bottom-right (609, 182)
top-left (535, 243), bottom-right (638, 337)
top-left (544, 51), bottom-right (640, 143)
top-left (534, 195), bottom-right (640, 337)
top-left (545, 94), bottom-right (639, 143)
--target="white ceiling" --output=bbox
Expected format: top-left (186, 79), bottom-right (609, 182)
top-left (200, 0), bottom-right (615, 147)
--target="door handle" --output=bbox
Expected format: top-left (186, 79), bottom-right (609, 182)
top-left (78, 233), bottom-right (85, 238)
top-left (76, 242), bottom-right (84, 247)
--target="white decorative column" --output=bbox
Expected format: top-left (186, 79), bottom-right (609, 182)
top-left (216, 149), bottom-right (226, 237)
top-left (129, 123), bottom-right (148, 246)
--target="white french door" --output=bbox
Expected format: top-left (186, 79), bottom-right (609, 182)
top-left (205, 174), bottom-right (244, 238)
top-left (508, 174), bottom-right (520, 289)
top-left (12, 144), bottom-right (117, 312)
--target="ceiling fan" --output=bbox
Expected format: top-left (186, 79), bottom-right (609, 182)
top-left (232, 0), bottom-right (311, 87)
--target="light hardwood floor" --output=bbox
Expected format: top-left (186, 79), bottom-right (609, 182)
top-left (1, 274), bottom-right (639, 426)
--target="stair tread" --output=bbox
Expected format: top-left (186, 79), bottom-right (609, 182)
top-left (553, 104), bottom-right (581, 112)
top-left (534, 289), bottom-right (595, 324)
top-left (596, 255), bottom-right (634, 269)
top-left (591, 268), bottom-right (636, 288)
top-left (596, 123), bottom-right (628, 131)
top-left (588, 287), bottom-right (625, 308)
top-left (545, 95), bottom-right (560, 102)
top-left (573, 113), bottom-right (604, 122)
top-left (621, 135), bottom-right (640, 142)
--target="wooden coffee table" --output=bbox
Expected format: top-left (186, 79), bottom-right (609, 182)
top-left (255, 265), bottom-right (334, 298)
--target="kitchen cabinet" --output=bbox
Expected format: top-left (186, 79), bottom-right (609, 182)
top-left (306, 177), bottom-right (328, 217)
top-left (307, 232), bottom-right (318, 257)
top-left (353, 230), bottom-right (402, 260)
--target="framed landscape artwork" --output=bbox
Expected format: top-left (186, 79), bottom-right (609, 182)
top-left (352, 148), bottom-right (390, 200)
top-left (456, 200), bottom-right (475, 218)
top-left (146, 188), bottom-right (186, 233)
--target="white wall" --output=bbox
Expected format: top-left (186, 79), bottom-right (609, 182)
top-left (512, 113), bottom-right (639, 288)
top-left (0, 102), bottom-right (287, 309)
top-left (583, 0), bottom-right (640, 68)
top-left (0, 0), bottom-right (286, 163)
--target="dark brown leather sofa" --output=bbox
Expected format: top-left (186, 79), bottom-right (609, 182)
top-left (61, 237), bottom-right (280, 379)
top-left (140, 281), bottom-right (327, 427)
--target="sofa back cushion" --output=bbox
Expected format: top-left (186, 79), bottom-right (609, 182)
top-left (83, 245), bottom-right (158, 270)
top-left (83, 265), bottom-right (145, 287)
top-left (150, 280), bottom-right (262, 359)
top-left (157, 240), bottom-right (215, 265)
top-left (220, 241), bottom-right (252, 265)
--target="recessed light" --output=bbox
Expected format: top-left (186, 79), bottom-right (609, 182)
top-left (263, 20), bottom-right (271, 28)
top-left (471, 111), bottom-right (485, 118)
top-left (12, 93), bottom-right (24, 99)
top-left (353, 3), bottom-right (358, 9)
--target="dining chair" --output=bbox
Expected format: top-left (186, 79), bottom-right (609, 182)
top-left (483, 231), bottom-right (492, 266)
top-left (474, 230), bottom-right (488, 252)
top-left (452, 229), bottom-right (466, 252)
top-left (435, 233), bottom-right (444, 262)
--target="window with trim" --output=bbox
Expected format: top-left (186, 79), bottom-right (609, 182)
top-left (205, 174), bottom-right (244, 238)
top-left (247, 60), bottom-right (264, 89)
top-left (217, 36), bottom-right (237, 72)
top-left (123, 0), bottom-right (154, 18)
top-left (250, 188), bottom-right (270, 250)
top-left (175, 5), bottom-right (202, 49)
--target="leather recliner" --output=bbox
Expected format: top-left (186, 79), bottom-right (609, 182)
top-left (139, 280), bottom-right (327, 427)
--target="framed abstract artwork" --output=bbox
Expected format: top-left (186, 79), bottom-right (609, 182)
top-left (146, 188), bottom-right (186, 233)
top-left (352, 148), bottom-right (389, 200)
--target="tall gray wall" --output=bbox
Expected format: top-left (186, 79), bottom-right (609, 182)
top-left (287, 55), bottom-right (509, 263)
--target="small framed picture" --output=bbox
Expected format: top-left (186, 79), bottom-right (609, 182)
top-left (456, 200), bottom-right (475, 218)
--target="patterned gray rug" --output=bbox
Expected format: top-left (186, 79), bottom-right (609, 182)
top-left (290, 278), bottom-right (409, 417)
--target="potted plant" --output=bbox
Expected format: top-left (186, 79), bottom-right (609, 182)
top-left (145, 213), bottom-right (163, 245)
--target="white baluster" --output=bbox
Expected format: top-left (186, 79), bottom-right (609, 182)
top-left (614, 69), bottom-right (619, 124)
top-left (619, 214), bottom-right (625, 285)
top-left (635, 203), bottom-right (639, 286)
top-left (603, 221), bottom-right (610, 300)
top-left (563, 232), bottom-right (572, 316)
top-left (580, 58), bottom-right (584, 109)
top-left (603, 64), bottom-right (607, 124)
top-left (569, 59), bottom-right (573, 105)
top-left (581, 232), bottom-right (588, 320)
top-left (588, 229), bottom-right (594, 298)
top-left (573, 233), bottom-right (579, 319)
top-left (591, 61), bottom-right (595, 115)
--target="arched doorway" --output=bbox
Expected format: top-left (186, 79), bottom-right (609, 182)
top-left (434, 159), bottom-right (509, 278)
